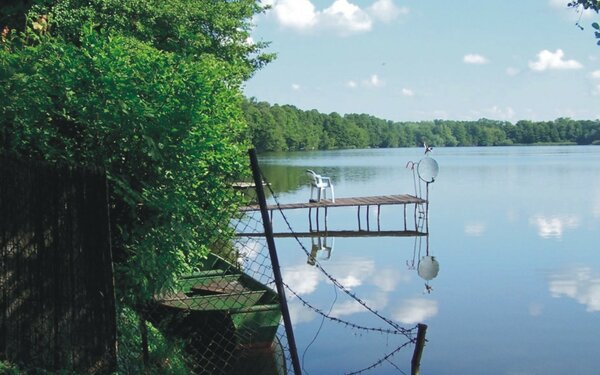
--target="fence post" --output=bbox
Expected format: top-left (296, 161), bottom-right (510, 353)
top-left (411, 323), bottom-right (428, 375)
top-left (248, 149), bottom-right (303, 375)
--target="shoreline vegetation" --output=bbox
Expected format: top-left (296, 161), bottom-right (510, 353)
top-left (243, 99), bottom-right (600, 152)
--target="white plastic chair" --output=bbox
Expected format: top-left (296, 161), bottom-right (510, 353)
top-left (306, 169), bottom-right (335, 202)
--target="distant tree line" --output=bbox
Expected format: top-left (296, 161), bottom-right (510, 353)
top-left (242, 99), bottom-right (600, 152)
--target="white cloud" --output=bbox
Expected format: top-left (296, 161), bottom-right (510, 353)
top-left (463, 54), bottom-right (489, 64)
top-left (529, 214), bottom-right (580, 238)
top-left (363, 74), bottom-right (384, 87)
top-left (348, 74), bottom-right (385, 88)
top-left (291, 83), bottom-right (301, 90)
top-left (267, 0), bottom-right (406, 35)
top-left (272, 0), bottom-right (318, 30)
top-left (528, 49), bottom-right (583, 71)
top-left (393, 298), bottom-right (438, 324)
top-left (322, 0), bottom-right (372, 34)
top-left (549, 267), bottom-right (600, 312)
top-left (368, 0), bottom-right (409, 23)
top-left (402, 88), bottom-right (414, 97)
top-left (591, 70), bottom-right (600, 79)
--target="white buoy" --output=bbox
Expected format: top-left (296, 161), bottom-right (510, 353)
top-left (417, 255), bottom-right (440, 281)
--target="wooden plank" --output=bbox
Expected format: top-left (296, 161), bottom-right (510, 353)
top-left (177, 274), bottom-right (241, 292)
top-left (237, 230), bottom-right (427, 238)
top-left (191, 279), bottom-right (246, 294)
top-left (240, 194), bottom-right (426, 212)
top-left (157, 291), bottom-right (266, 312)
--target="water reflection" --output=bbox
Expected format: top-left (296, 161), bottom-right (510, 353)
top-left (464, 221), bottom-right (486, 236)
top-left (529, 214), bottom-right (580, 238)
top-left (259, 146), bottom-right (600, 375)
top-left (283, 232), bottom-right (441, 329)
top-left (393, 299), bottom-right (439, 325)
top-left (549, 267), bottom-right (600, 312)
top-left (307, 236), bottom-right (333, 265)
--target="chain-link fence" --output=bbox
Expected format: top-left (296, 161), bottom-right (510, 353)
top-left (113, 151), bottom-right (301, 375)
top-left (1, 151), bottom-right (426, 374)
top-left (0, 157), bottom-right (117, 374)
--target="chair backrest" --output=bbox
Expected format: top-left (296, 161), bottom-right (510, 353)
top-left (305, 169), bottom-right (321, 186)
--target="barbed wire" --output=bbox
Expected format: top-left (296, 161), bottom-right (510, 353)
top-left (283, 281), bottom-right (417, 336)
top-left (344, 341), bottom-right (414, 375)
top-left (261, 172), bottom-right (417, 339)
top-left (385, 358), bottom-right (409, 375)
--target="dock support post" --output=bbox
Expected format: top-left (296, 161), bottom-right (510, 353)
top-left (414, 203), bottom-right (418, 232)
top-left (366, 205), bottom-right (370, 231)
top-left (248, 149), bottom-right (302, 375)
top-left (357, 206), bottom-right (362, 231)
top-left (411, 323), bottom-right (428, 375)
top-left (377, 205), bottom-right (381, 231)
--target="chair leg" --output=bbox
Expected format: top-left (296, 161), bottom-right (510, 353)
top-left (330, 186), bottom-right (335, 202)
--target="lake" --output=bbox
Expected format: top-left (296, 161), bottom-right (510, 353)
top-left (257, 145), bottom-right (600, 375)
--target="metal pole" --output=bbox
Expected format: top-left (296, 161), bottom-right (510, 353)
top-left (248, 149), bottom-right (303, 375)
top-left (411, 323), bottom-right (428, 375)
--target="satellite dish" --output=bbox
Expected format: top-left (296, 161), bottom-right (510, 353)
top-left (417, 255), bottom-right (440, 281)
top-left (417, 156), bottom-right (439, 183)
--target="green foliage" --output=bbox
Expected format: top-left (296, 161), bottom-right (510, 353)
top-left (2, 0), bottom-right (274, 79)
top-left (1, 1), bottom-right (270, 372)
top-left (568, 1), bottom-right (600, 44)
top-left (1, 19), bottom-right (252, 302)
top-left (0, 361), bottom-right (23, 375)
top-left (244, 100), bottom-right (600, 151)
top-left (117, 306), bottom-right (189, 374)
top-left (568, 0), bottom-right (600, 11)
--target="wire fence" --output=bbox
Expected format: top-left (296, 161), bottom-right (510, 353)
top-left (1, 150), bottom-right (428, 374)
top-left (0, 157), bottom-right (117, 374)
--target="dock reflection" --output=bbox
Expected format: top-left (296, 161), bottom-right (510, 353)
top-left (301, 229), bottom-right (440, 294)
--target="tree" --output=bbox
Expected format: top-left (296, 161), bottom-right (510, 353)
top-left (568, 1), bottom-right (600, 45)
top-left (1, 0), bottom-right (273, 302)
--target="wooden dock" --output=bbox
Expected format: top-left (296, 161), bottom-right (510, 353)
top-left (237, 229), bottom-right (427, 238)
top-left (240, 194), bottom-right (428, 235)
top-left (240, 194), bottom-right (425, 212)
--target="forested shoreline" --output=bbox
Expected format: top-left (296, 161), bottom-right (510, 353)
top-left (243, 99), bottom-right (600, 152)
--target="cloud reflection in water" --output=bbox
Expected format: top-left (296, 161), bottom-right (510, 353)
top-left (549, 267), bottom-right (600, 312)
top-left (464, 222), bottom-right (486, 236)
top-left (282, 256), bottom-right (416, 324)
top-left (393, 298), bottom-right (438, 324)
top-left (529, 214), bottom-right (579, 238)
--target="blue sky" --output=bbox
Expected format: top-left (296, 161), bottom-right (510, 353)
top-left (244, 0), bottom-right (600, 122)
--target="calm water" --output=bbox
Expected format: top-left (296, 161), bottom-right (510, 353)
top-left (258, 146), bottom-right (600, 375)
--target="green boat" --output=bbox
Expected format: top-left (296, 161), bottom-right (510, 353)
top-left (155, 253), bottom-right (283, 349)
